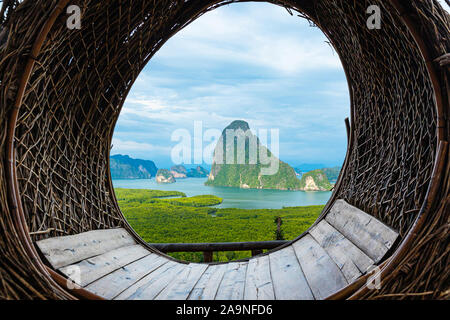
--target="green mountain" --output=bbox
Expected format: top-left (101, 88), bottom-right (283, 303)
top-left (322, 166), bottom-right (341, 182)
top-left (299, 169), bottom-right (333, 191)
top-left (171, 165), bottom-right (187, 175)
top-left (187, 166), bottom-right (209, 178)
top-left (205, 120), bottom-right (301, 190)
top-left (295, 165), bottom-right (342, 182)
top-left (110, 154), bottom-right (157, 179)
top-left (156, 169), bottom-right (175, 184)
top-left (170, 165), bottom-right (188, 179)
top-left (170, 165), bottom-right (209, 178)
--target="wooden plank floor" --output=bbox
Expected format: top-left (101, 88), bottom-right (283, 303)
top-left (59, 244), bottom-right (150, 287)
top-left (244, 255), bottom-right (275, 300)
top-left (36, 200), bottom-right (399, 300)
top-left (269, 246), bottom-right (314, 300)
top-left (188, 264), bottom-right (228, 300)
top-left (85, 254), bottom-right (168, 299)
top-left (215, 262), bottom-right (248, 300)
top-left (155, 263), bottom-right (208, 300)
top-left (114, 261), bottom-right (185, 300)
top-left (293, 234), bottom-right (348, 299)
top-left (309, 220), bottom-right (375, 282)
top-left (325, 200), bottom-right (399, 262)
top-left (36, 228), bottom-right (136, 269)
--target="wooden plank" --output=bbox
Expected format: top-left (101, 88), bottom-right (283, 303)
top-left (115, 261), bottom-right (186, 300)
top-left (188, 264), bottom-right (228, 300)
top-left (269, 246), bottom-right (314, 300)
top-left (59, 244), bottom-right (150, 287)
top-left (215, 262), bottom-right (248, 300)
top-left (292, 235), bottom-right (348, 300)
top-left (244, 255), bottom-right (275, 300)
top-left (36, 228), bottom-right (136, 269)
top-left (309, 220), bottom-right (375, 282)
top-left (85, 253), bottom-right (168, 299)
top-left (325, 200), bottom-right (399, 262)
top-left (155, 263), bottom-right (208, 300)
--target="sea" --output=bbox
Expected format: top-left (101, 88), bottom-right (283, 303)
top-left (112, 178), bottom-right (332, 209)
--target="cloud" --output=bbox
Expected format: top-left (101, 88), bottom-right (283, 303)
top-left (153, 3), bottom-right (342, 76)
top-left (111, 138), bottom-right (171, 154)
top-left (113, 2), bottom-right (350, 166)
top-left (437, 0), bottom-right (450, 12)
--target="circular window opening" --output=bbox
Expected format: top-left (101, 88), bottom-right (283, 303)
top-left (110, 2), bottom-right (350, 263)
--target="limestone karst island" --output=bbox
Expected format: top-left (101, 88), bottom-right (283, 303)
top-left (206, 120), bottom-right (331, 191)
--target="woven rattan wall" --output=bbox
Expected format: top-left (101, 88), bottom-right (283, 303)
top-left (0, 0), bottom-right (448, 299)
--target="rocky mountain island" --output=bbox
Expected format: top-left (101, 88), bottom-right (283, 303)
top-left (156, 169), bottom-right (176, 184)
top-left (187, 166), bottom-right (209, 178)
top-left (205, 120), bottom-right (301, 190)
top-left (170, 165), bottom-right (188, 179)
top-left (110, 154), bottom-right (157, 179)
top-left (171, 165), bottom-right (209, 178)
top-left (299, 169), bottom-right (333, 191)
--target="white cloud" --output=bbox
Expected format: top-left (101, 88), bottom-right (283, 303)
top-left (124, 98), bottom-right (167, 111)
top-left (111, 138), bottom-right (171, 154)
top-left (113, 2), bottom-right (350, 165)
top-left (437, 0), bottom-right (450, 12)
top-left (154, 3), bottom-right (342, 75)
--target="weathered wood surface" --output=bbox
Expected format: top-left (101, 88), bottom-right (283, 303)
top-left (59, 244), bottom-right (150, 287)
top-left (155, 263), bottom-right (208, 300)
top-left (309, 220), bottom-right (375, 282)
top-left (269, 246), bottom-right (314, 300)
top-left (188, 264), bottom-right (228, 300)
top-left (115, 261), bottom-right (185, 300)
top-left (85, 253), bottom-right (167, 299)
top-left (215, 262), bottom-right (248, 300)
top-left (35, 200), bottom-right (403, 300)
top-left (325, 200), bottom-right (399, 262)
top-left (36, 228), bottom-right (136, 269)
top-left (293, 234), bottom-right (348, 300)
top-left (244, 255), bottom-right (275, 300)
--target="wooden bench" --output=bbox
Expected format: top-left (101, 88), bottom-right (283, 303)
top-left (36, 200), bottom-right (398, 300)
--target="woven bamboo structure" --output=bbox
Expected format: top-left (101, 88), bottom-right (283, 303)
top-left (0, 0), bottom-right (448, 300)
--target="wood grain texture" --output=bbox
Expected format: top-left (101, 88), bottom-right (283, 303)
top-left (59, 244), bottom-right (150, 287)
top-left (293, 235), bottom-right (348, 300)
top-left (36, 228), bottom-right (136, 269)
top-left (215, 262), bottom-right (248, 300)
top-left (85, 253), bottom-right (168, 299)
top-left (325, 200), bottom-right (399, 262)
top-left (35, 200), bottom-right (398, 300)
top-left (188, 264), bottom-right (228, 300)
top-left (155, 263), bottom-right (208, 300)
top-left (115, 261), bottom-right (185, 300)
top-left (269, 246), bottom-right (314, 300)
top-left (244, 255), bottom-right (275, 300)
top-left (309, 220), bottom-right (375, 282)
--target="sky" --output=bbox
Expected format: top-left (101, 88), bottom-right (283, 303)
top-left (111, 1), bottom-right (449, 169)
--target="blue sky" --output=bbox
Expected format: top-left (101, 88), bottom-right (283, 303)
top-left (112, 2), bottom-right (407, 169)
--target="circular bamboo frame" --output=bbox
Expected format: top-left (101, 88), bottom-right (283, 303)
top-left (0, 0), bottom-right (448, 300)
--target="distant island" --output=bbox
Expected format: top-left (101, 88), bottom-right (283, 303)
top-left (171, 165), bottom-right (209, 178)
top-left (156, 169), bottom-right (176, 184)
top-left (299, 169), bottom-right (333, 191)
top-left (110, 147), bottom-right (339, 192)
top-left (295, 165), bottom-right (341, 183)
top-left (110, 154), bottom-right (157, 179)
top-left (322, 166), bottom-right (341, 182)
top-left (170, 165), bottom-right (188, 178)
top-left (205, 120), bottom-right (301, 190)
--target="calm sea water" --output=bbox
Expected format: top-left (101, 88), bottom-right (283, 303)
top-left (112, 178), bottom-right (332, 209)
